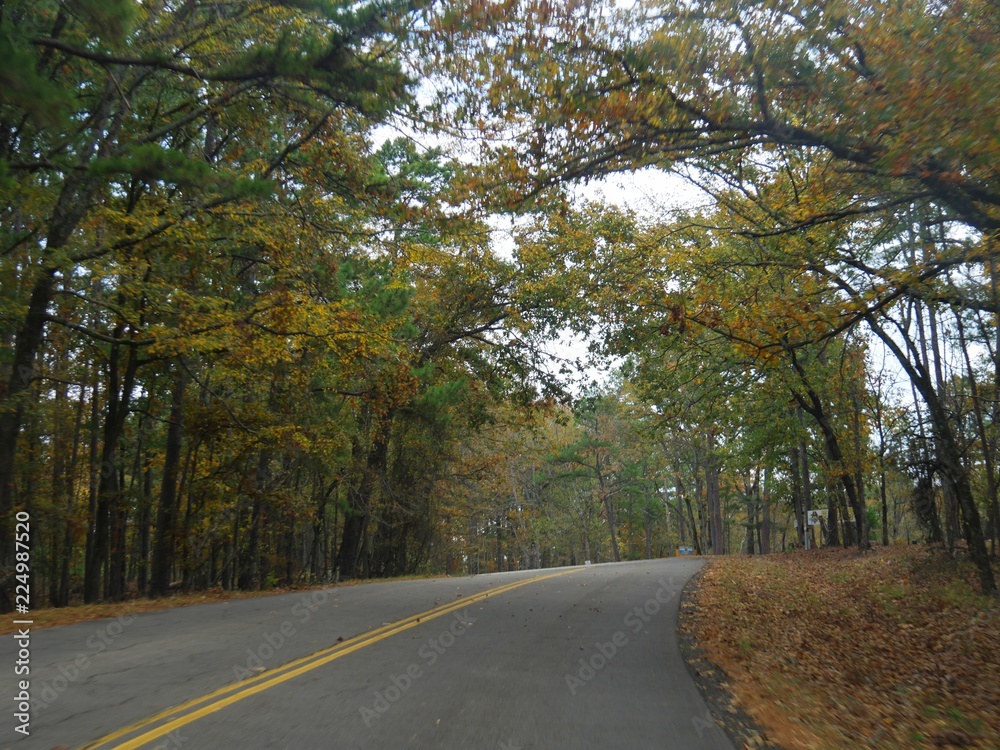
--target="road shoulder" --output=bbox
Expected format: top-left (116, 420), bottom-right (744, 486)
top-left (677, 565), bottom-right (781, 750)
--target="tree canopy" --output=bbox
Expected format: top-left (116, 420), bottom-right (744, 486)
top-left (1, 0), bottom-right (997, 608)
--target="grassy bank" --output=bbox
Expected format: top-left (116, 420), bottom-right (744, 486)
top-left (685, 546), bottom-right (999, 749)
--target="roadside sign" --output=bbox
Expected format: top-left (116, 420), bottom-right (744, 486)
top-left (807, 509), bottom-right (827, 526)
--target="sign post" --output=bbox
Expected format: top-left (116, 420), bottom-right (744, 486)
top-left (806, 509), bottom-right (827, 549)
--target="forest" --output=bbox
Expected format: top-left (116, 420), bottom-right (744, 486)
top-left (1, 0), bottom-right (997, 610)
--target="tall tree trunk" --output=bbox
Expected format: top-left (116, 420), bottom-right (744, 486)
top-left (0, 115), bottom-right (119, 605)
top-left (880, 466), bottom-right (890, 546)
top-left (685, 493), bottom-right (701, 555)
top-left (239, 451), bottom-right (268, 589)
top-left (57, 380), bottom-right (87, 607)
top-left (84, 378), bottom-right (100, 599)
top-left (789, 361), bottom-right (867, 549)
top-left (927, 307), bottom-right (961, 551)
top-left (790, 442), bottom-right (805, 546)
top-left (49, 383), bottom-right (70, 606)
top-left (84, 333), bottom-right (139, 603)
top-left (760, 466), bottom-right (771, 554)
top-left (336, 430), bottom-right (388, 580)
top-left (957, 312), bottom-right (999, 559)
top-left (705, 432), bottom-right (723, 555)
top-left (674, 477), bottom-right (686, 545)
top-left (138, 444), bottom-right (152, 594)
top-left (595, 447), bottom-right (622, 562)
top-left (851, 388), bottom-right (868, 543)
top-left (150, 363), bottom-right (187, 597)
top-left (602, 492), bottom-right (621, 562)
top-left (800, 423), bottom-right (815, 545)
top-left (867, 313), bottom-right (996, 595)
top-left (467, 516), bottom-right (479, 574)
top-left (693, 450), bottom-right (707, 554)
top-left (744, 471), bottom-right (759, 555)
top-left (644, 502), bottom-right (652, 559)
top-left (495, 514), bottom-right (504, 572)
top-left (837, 483), bottom-right (854, 547)
top-left (310, 478), bottom-right (334, 580)
top-left (989, 252), bottom-right (1000, 556)
top-left (872, 390), bottom-right (891, 547)
top-left (0, 270), bottom-right (57, 608)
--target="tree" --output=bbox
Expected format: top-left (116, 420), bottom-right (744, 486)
top-left (430, 0), bottom-right (999, 590)
top-left (1, 0), bottom-right (422, 604)
top-left (433, 0), bottom-right (999, 234)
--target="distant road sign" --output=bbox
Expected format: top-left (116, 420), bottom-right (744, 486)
top-left (807, 509), bottom-right (827, 526)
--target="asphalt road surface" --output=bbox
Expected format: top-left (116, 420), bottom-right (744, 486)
top-left (2, 558), bottom-right (735, 750)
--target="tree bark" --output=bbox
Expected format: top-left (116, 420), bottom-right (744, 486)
top-left (760, 466), bottom-right (771, 554)
top-left (788, 357), bottom-right (868, 549)
top-left (336, 429), bottom-right (388, 580)
top-left (150, 363), bottom-right (187, 597)
top-left (0, 270), bottom-right (57, 604)
top-left (790, 442), bottom-right (805, 546)
top-left (956, 311), bottom-right (999, 560)
top-left (84, 331), bottom-right (140, 603)
top-left (866, 314), bottom-right (996, 595)
top-left (705, 432), bottom-right (724, 555)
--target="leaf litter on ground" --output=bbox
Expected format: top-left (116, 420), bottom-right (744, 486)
top-left (684, 545), bottom-right (999, 750)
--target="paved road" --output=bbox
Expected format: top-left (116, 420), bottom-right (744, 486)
top-left (1, 558), bottom-right (734, 750)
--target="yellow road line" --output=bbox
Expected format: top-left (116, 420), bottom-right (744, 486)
top-left (81, 569), bottom-right (576, 750)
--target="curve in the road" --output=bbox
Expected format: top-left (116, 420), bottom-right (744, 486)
top-left (81, 569), bottom-right (577, 750)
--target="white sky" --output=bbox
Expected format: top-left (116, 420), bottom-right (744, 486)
top-left (572, 167), bottom-right (706, 217)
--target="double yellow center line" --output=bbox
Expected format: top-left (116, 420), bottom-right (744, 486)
top-left (81, 569), bottom-right (576, 749)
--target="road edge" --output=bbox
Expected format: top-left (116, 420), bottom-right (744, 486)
top-left (676, 563), bottom-right (782, 750)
